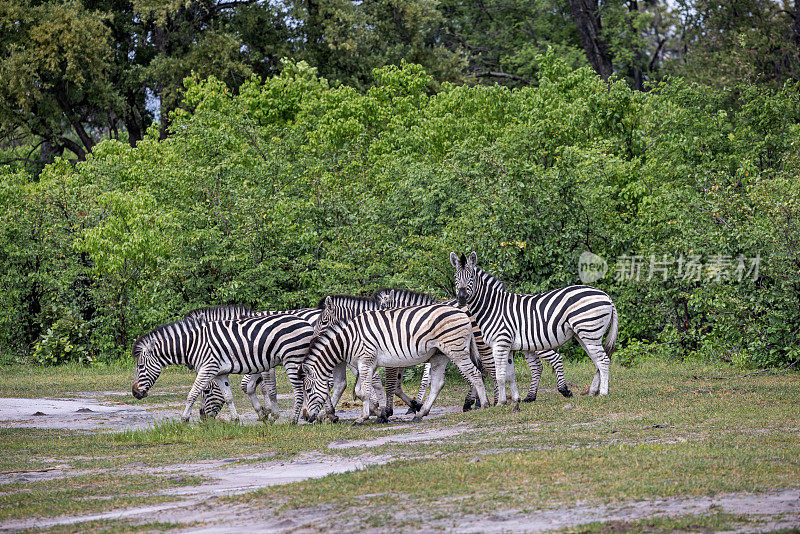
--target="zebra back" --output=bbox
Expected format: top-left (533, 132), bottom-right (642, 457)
top-left (184, 304), bottom-right (253, 323)
top-left (374, 288), bottom-right (438, 308)
top-left (314, 294), bottom-right (382, 336)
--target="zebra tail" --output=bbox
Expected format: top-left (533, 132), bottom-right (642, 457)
top-left (604, 303), bottom-right (619, 358)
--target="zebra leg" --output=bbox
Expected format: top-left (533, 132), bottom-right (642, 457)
top-left (463, 386), bottom-right (477, 412)
top-left (213, 375), bottom-right (240, 422)
top-left (243, 373), bottom-right (273, 422)
top-left (577, 339), bottom-right (610, 396)
top-left (412, 354), bottom-right (449, 422)
top-left (540, 350), bottom-right (572, 397)
top-left (284, 363), bottom-right (306, 424)
top-left (388, 367), bottom-right (422, 415)
top-left (474, 333), bottom-right (499, 405)
top-left (324, 362), bottom-right (347, 423)
top-left (263, 369), bottom-right (279, 416)
top-left (505, 355), bottom-right (521, 410)
top-left (491, 343), bottom-right (512, 405)
top-left (410, 363), bottom-right (431, 414)
top-left (182, 367), bottom-right (218, 422)
top-left (355, 356), bottom-right (376, 425)
top-left (450, 346), bottom-right (489, 410)
top-left (378, 368), bottom-right (400, 423)
top-left (523, 351), bottom-right (543, 402)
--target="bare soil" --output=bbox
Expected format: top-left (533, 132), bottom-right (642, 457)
top-left (1, 393), bottom-right (799, 533)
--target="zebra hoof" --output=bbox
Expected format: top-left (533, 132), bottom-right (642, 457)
top-left (462, 402), bottom-right (474, 412)
top-left (351, 420), bottom-right (365, 426)
top-left (408, 400), bottom-right (423, 413)
top-left (559, 387), bottom-right (573, 398)
top-left (474, 398), bottom-right (482, 408)
top-left (411, 416), bottom-right (422, 423)
top-left (405, 407), bottom-right (416, 415)
top-left (511, 401), bottom-right (521, 412)
top-left (329, 415), bottom-right (339, 424)
top-left (375, 415), bottom-right (388, 424)
top-left (522, 394), bottom-right (536, 403)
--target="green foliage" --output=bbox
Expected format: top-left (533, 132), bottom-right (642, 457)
top-left (32, 305), bottom-right (93, 365)
top-left (2, 57), bottom-right (800, 368)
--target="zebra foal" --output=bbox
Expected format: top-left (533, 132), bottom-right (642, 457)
top-left (303, 304), bottom-right (489, 424)
top-left (451, 251), bottom-right (618, 406)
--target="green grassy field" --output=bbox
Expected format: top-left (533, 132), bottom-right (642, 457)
top-left (0, 358), bottom-right (798, 532)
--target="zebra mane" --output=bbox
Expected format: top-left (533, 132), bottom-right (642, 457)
top-left (476, 266), bottom-right (506, 292)
top-left (184, 303), bottom-right (253, 321)
top-left (374, 287), bottom-right (438, 305)
top-left (316, 294), bottom-right (378, 309)
top-left (132, 315), bottom-right (201, 359)
top-left (304, 319), bottom-right (348, 367)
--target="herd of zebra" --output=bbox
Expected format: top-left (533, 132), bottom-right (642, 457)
top-left (131, 252), bottom-right (619, 424)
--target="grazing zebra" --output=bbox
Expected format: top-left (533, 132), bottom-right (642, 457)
top-left (376, 288), bottom-right (573, 404)
top-left (131, 313), bottom-right (314, 423)
top-left (314, 294), bottom-right (419, 417)
top-left (302, 304), bottom-right (489, 424)
top-left (451, 251), bottom-right (618, 406)
top-left (185, 305), bottom-right (273, 419)
top-left (189, 304), bottom-right (323, 420)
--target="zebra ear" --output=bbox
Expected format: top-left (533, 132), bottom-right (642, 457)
top-left (467, 251), bottom-right (478, 268)
top-left (388, 289), bottom-right (395, 301)
top-left (449, 252), bottom-right (460, 268)
top-left (325, 296), bottom-right (333, 308)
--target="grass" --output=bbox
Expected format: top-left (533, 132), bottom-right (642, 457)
top-left (0, 472), bottom-right (203, 521)
top-left (0, 357), bottom-right (798, 531)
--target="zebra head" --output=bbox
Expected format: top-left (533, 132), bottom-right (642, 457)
top-left (375, 289), bottom-right (396, 310)
top-left (313, 296), bottom-right (338, 338)
top-left (301, 361), bottom-right (325, 422)
top-left (451, 251), bottom-right (478, 305)
top-left (131, 336), bottom-right (161, 399)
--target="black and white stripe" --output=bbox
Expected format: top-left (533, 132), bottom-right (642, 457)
top-left (302, 304), bottom-right (489, 423)
top-left (132, 313), bottom-right (314, 423)
top-left (373, 288), bottom-right (500, 411)
top-left (451, 251), bottom-right (618, 405)
top-left (376, 290), bottom-right (572, 402)
top-left (314, 294), bottom-right (417, 418)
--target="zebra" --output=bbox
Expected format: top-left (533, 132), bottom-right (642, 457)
top-left (313, 294), bottom-right (420, 418)
top-left (302, 304), bottom-right (489, 424)
top-left (374, 288), bottom-right (500, 411)
top-left (184, 305), bottom-right (273, 419)
top-left (376, 288), bottom-right (573, 404)
top-left (451, 251), bottom-right (618, 407)
top-left (131, 313), bottom-right (314, 423)
top-left (188, 304), bottom-right (323, 421)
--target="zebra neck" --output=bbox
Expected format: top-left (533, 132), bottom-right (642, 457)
top-left (155, 326), bottom-right (203, 370)
top-left (469, 269), bottom-right (507, 323)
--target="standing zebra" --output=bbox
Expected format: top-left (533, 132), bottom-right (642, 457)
top-left (374, 288), bottom-right (498, 412)
top-left (302, 304), bottom-right (489, 424)
top-left (377, 288), bottom-right (573, 404)
top-left (451, 251), bottom-right (618, 406)
top-left (313, 294), bottom-right (418, 418)
top-left (132, 313), bottom-right (314, 423)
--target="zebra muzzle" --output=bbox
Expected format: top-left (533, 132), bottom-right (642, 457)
top-left (131, 384), bottom-right (147, 399)
top-left (457, 288), bottom-right (468, 305)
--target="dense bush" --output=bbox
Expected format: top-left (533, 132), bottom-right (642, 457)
top-left (1, 56), bottom-right (799, 368)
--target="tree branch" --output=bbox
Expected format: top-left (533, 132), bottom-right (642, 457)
top-left (475, 71), bottom-right (534, 85)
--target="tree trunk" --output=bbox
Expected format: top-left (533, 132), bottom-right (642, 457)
top-left (567, 0), bottom-right (613, 79)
